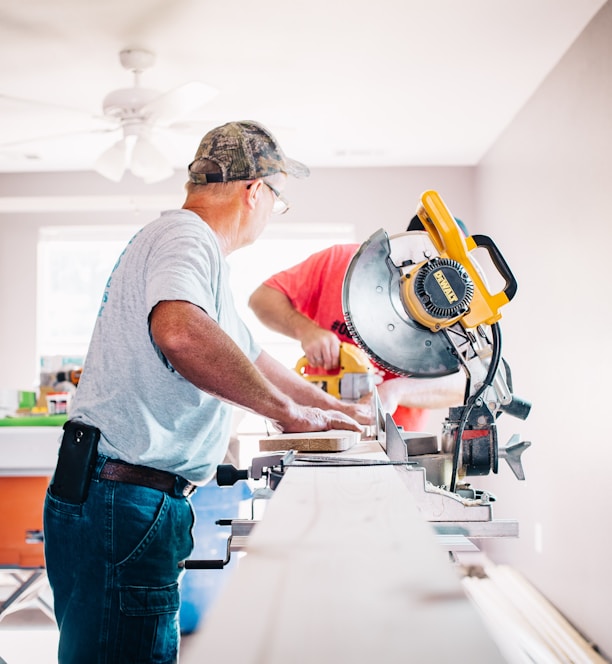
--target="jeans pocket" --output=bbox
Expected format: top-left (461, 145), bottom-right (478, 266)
top-left (113, 485), bottom-right (169, 567)
top-left (120, 582), bottom-right (180, 616)
top-left (119, 583), bottom-right (180, 663)
top-left (44, 487), bottom-right (83, 517)
top-left (113, 484), bottom-right (193, 574)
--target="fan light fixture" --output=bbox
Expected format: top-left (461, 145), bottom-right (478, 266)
top-left (94, 122), bottom-right (175, 184)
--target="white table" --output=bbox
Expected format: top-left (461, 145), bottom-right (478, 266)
top-left (0, 427), bottom-right (60, 476)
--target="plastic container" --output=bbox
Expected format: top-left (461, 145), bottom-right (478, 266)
top-left (179, 481), bottom-right (252, 634)
top-left (45, 392), bottom-right (71, 415)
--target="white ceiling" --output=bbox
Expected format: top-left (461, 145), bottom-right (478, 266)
top-left (0, 0), bottom-right (606, 178)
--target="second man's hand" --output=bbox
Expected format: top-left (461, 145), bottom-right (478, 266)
top-left (301, 327), bottom-right (341, 371)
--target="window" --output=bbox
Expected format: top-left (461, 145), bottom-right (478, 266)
top-left (37, 225), bottom-right (141, 359)
top-left (37, 222), bottom-right (355, 365)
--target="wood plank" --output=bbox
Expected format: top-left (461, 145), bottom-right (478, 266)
top-left (195, 440), bottom-right (504, 662)
top-left (463, 565), bottom-right (608, 663)
top-left (259, 429), bottom-right (361, 452)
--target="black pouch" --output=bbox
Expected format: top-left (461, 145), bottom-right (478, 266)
top-left (50, 420), bottom-right (100, 504)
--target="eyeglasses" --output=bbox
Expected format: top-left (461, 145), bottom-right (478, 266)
top-left (264, 181), bottom-right (289, 215)
top-left (263, 180), bottom-right (291, 215)
top-left (247, 180), bottom-right (290, 215)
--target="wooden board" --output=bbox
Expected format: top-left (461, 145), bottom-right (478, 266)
top-left (195, 440), bottom-right (505, 663)
top-left (259, 429), bottom-right (361, 452)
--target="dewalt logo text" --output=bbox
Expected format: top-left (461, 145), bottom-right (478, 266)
top-left (433, 270), bottom-right (458, 303)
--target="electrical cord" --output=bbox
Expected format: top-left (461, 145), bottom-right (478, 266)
top-left (449, 322), bottom-right (502, 493)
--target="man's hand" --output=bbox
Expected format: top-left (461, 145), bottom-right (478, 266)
top-left (331, 398), bottom-right (374, 426)
top-left (150, 302), bottom-right (366, 437)
top-left (248, 285), bottom-right (341, 370)
top-left (300, 327), bottom-right (341, 370)
top-left (271, 404), bottom-right (363, 434)
top-left (377, 380), bottom-right (402, 418)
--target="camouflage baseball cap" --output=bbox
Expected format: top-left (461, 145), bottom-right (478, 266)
top-left (188, 120), bottom-right (310, 184)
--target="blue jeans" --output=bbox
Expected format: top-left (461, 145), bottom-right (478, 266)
top-left (43, 456), bottom-right (195, 664)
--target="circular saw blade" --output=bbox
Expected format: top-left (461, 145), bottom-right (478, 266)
top-left (342, 228), bottom-right (460, 377)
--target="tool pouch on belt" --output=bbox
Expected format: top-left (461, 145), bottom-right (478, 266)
top-left (50, 420), bottom-right (100, 504)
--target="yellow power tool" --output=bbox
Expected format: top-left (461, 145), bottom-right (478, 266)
top-left (342, 190), bottom-right (531, 494)
top-left (295, 343), bottom-right (375, 401)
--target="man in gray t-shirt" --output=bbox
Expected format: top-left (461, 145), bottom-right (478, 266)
top-left (44, 121), bottom-right (370, 664)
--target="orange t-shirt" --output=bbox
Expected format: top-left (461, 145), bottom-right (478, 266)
top-left (263, 244), bottom-right (427, 431)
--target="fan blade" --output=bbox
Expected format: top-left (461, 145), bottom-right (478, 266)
top-left (0, 93), bottom-right (101, 118)
top-left (129, 136), bottom-right (174, 183)
top-left (94, 138), bottom-right (128, 182)
top-left (0, 126), bottom-right (118, 150)
top-left (141, 82), bottom-right (218, 126)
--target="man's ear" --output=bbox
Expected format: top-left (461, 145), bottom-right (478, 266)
top-left (245, 179), bottom-right (263, 210)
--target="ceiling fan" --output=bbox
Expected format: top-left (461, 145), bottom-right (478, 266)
top-left (92, 48), bottom-right (218, 183)
top-left (0, 48), bottom-right (218, 183)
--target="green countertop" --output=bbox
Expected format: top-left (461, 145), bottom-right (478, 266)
top-left (0, 414), bottom-right (67, 427)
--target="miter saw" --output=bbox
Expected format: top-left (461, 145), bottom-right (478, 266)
top-left (342, 190), bottom-right (532, 533)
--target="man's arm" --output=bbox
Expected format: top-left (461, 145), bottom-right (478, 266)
top-left (150, 300), bottom-right (363, 433)
top-left (249, 284), bottom-right (340, 369)
top-left (377, 372), bottom-right (466, 415)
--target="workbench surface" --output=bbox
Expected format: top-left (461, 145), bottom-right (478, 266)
top-left (194, 440), bottom-right (504, 662)
top-left (0, 426), bottom-right (60, 476)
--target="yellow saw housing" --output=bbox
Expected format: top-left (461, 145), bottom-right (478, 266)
top-left (401, 190), bottom-right (517, 331)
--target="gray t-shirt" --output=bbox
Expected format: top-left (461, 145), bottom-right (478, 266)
top-left (70, 209), bottom-right (260, 483)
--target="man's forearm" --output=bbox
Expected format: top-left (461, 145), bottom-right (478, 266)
top-left (248, 284), bottom-right (317, 342)
top-left (150, 300), bottom-right (365, 432)
top-left (151, 300), bottom-right (296, 421)
top-left (378, 372), bottom-right (466, 412)
top-left (256, 350), bottom-right (341, 410)
top-left (249, 284), bottom-right (342, 369)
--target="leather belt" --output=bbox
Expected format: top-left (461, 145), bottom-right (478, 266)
top-left (100, 459), bottom-right (197, 497)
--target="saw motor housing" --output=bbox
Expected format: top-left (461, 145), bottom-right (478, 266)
top-left (401, 256), bottom-right (474, 331)
top-left (401, 190), bottom-right (517, 332)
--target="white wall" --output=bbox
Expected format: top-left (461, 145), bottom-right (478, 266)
top-left (474, 1), bottom-right (612, 658)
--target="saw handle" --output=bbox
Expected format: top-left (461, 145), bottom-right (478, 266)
top-left (468, 234), bottom-right (517, 302)
top-left (418, 189), bottom-right (518, 326)
top-left (295, 355), bottom-right (338, 376)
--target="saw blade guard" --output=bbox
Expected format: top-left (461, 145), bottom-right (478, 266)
top-left (342, 228), bottom-right (462, 377)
